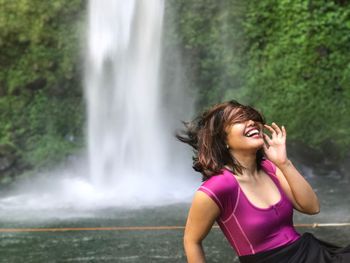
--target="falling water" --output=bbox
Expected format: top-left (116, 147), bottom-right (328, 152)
top-left (83, 0), bottom-right (197, 203)
top-left (86, 0), bottom-right (165, 184)
top-left (0, 0), bottom-right (197, 215)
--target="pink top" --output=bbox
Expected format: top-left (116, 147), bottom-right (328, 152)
top-left (198, 158), bottom-right (300, 256)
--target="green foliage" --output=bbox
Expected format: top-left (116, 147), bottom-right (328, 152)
top-left (0, 0), bottom-right (84, 93)
top-left (0, 0), bottom-right (85, 170)
top-left (169, 0), bottom-right (350, 157)
top-left (241, 0), bottom-right (350, 154)
top-left (1, 0), bottom-right (350, 174)
top-left (167, 0), bottom-right (246, 107)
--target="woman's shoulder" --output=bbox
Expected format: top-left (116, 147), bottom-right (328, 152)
top-left (261, 157), bottom-right (277, 175)
top-left (197, 169), bottom-right (239, 217)
top-left (199, 169), bottom-right (238, 194)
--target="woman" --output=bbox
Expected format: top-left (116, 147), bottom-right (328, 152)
top-left (177, 100), bottom-right (350, 262)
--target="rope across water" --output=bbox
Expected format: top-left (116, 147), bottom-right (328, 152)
top-left (1, 223), bottom-right (350, 232)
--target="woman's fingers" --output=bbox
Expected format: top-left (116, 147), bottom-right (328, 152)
top-left (263, 133), bottom-right (272, 143)
top-left (281, 125), bottom-right (287, 137)
top-left (264, 123), bottom-right (285, 138)
top-left (263, 133), bottom-right (272, 148)
top-left (271, 122), bottom-right (282, 136)
top-left (264, 124), bottom-right (276, 136)
top-left (263, 140), bottom-right (269, 152)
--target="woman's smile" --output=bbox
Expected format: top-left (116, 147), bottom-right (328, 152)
top-left (226, 120), bottom-right (264, 151)
top-left (244, 128), bottom-right (261, 138)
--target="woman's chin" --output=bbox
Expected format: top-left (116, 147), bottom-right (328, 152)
top-left (249, 140), bottom-right (265, 150)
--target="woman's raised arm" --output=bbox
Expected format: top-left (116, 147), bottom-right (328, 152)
top-left (263, 123), bottom-right (320, 215)
top-left (184, 191), bottom-right (220, 263)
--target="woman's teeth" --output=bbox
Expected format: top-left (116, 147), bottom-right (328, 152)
top-left (245, 129), bottom-right (260, 137)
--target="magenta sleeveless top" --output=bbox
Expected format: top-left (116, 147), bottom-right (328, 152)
top-left (198, 158), bottom-right (300, 256)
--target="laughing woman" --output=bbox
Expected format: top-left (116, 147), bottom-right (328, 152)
top-left (177, 100), bottom-right (350, 263)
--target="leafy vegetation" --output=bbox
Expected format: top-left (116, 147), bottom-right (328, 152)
top-left (241, 0), bottom-right (350, 154)
top-left (1, 0), bottom-right (349, 180)
top-left (168, 0), bottom-right (350, 157)
top-left (166, 0), bottom-right (246, 107)
top-left (0, 0), bottom-right (85, 174)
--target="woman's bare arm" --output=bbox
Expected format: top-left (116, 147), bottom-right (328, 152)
top-left (184, 191), bottom-right (220, 263)
top-left (263, 123), bottom-right (320, 215)
top-left (275, 161), bottom-right (320, 214)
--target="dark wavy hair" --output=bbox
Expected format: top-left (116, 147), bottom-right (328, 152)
top-left (176, 100), bottom-right (266, 180)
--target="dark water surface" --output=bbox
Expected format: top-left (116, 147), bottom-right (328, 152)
top-left (0, 176), bottom-right (349, 262)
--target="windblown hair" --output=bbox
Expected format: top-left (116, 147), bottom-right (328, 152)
top-left (176, 100), bottom-right (266, 180)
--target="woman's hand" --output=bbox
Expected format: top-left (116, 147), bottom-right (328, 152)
top-left (262, 122), bottom-right (288, 167)
top-left (263, 122), bottom-right (320, 214)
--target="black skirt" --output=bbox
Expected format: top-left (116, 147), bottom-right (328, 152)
top-left (239, 232), bottom-right (350, 263)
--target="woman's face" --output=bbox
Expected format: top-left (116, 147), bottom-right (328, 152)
top-left (225, 119), bottom-right (264, 152)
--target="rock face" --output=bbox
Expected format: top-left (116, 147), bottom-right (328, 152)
top-left (288, 141), bottom-right (349, 179)
top-left (0, 144), bottom-right (18, 178)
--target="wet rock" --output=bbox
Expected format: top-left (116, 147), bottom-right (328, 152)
top-left (25, 78), bottom-right (47, 92)
top-left (0, 80), bottom-right (6, 97)
top-left (339, 152), bottom-right (350, 178)
top-left (288, 141), bottom-right (344, 178)
top-left (0, 144), bottom-right (17, 175)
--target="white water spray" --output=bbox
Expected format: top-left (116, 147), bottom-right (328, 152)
top-left (0, 0), bottom-right (197, 217)
top-left (83, 0), bottom-right (198, 204)
top-left (85, 0), bottom-right (166, 188)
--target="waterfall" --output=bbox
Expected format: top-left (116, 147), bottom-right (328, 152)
top-left (84, 0), bottom-right (197, 204)
top-left (0, 0), bottom-right (197, 215)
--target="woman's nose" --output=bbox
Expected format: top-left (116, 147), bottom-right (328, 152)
top-left (247, 120), bottom-right (256, 126)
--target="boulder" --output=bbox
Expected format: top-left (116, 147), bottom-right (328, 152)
top-left (0, 144), bottom-right (17, 175)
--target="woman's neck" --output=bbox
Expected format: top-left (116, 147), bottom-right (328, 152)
top-left (230, 150), bottom-right (258, 177)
